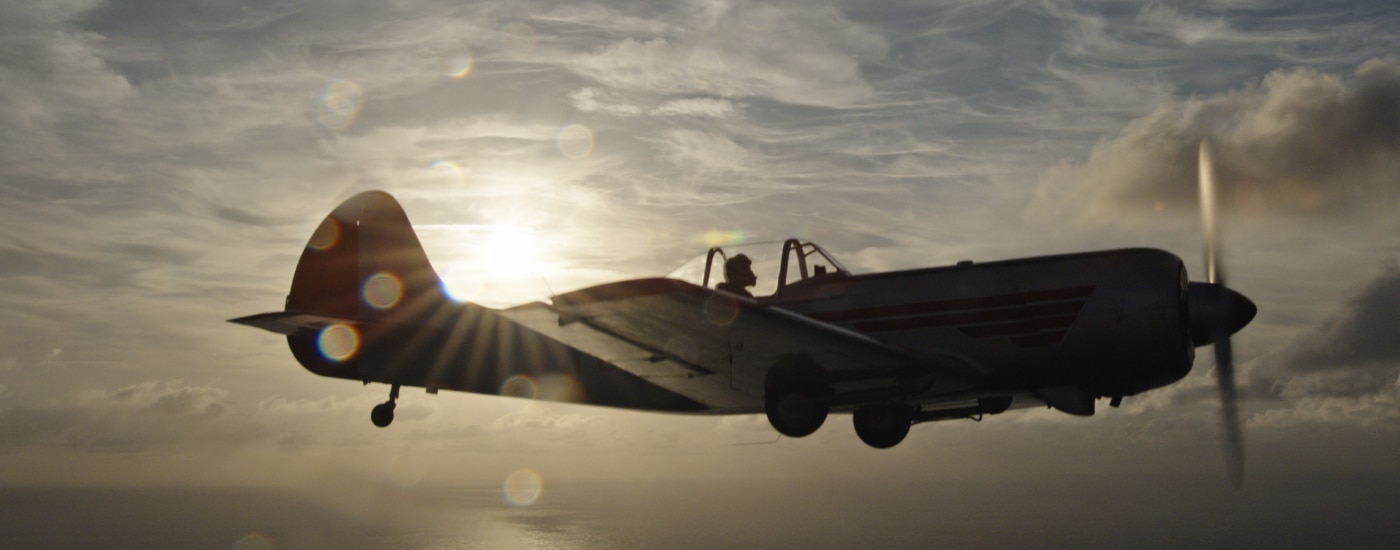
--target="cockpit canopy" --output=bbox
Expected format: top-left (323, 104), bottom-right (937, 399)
top-left (668, 239), bottom-right (850, 298)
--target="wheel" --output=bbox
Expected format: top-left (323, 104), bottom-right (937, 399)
top-left (370, 402), bottom-right (396, 428)
top-left (765, 382), bottom-right (828, 437)
top-left (853, 404), bottom-right (912, 449)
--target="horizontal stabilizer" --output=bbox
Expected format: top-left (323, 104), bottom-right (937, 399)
top-left (228, 311), bottom-right (354, 335)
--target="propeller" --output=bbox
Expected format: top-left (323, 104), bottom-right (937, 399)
top-left (1187, 139), bottom-right (1257, 489)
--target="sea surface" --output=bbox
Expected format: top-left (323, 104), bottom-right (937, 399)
top-left (3, 474), bottom-right (1398, 549)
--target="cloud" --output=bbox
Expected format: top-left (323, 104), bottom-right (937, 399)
top-left (651, 129), bottom-right (754, 172)
top-left (1249, 382), bottom-right (1400, 430)
top-left (1235, 264), bottom-right (1400, 428)
top-left (653, 97), bottom-right (738, 118)
top-left (566, 2), bottom-right (887, 108)
top-left (1251, 263), bottom-right (1400, 403)
top-left (1028, 58), bottom-right (1400, 226)
top-left (491, 402), bottom-right (599, 431)
top-left (1269, 263), bottom-right (1400, 372)
top-left (0, 380), bottom-right (233, 451)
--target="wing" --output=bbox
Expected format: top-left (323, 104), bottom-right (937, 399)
top-left (502, 278), bottom-right (984, 413)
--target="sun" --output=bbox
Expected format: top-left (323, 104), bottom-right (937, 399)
top-left (479, 224), bottom-right (547, 279)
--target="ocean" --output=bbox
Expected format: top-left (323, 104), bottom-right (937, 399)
top-left (3, 473), bottom-right (1397, 549)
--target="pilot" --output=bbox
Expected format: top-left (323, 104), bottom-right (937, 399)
top-left (716, 254), bottom-right (757, 297)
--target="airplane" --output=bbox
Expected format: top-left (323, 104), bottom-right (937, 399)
top-left (231, 142), bottom-right (1256, 485)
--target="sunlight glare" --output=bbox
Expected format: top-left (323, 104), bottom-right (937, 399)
top-left (481, 225), bottom-right (549, 279)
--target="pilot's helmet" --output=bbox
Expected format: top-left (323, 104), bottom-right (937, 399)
top-left (725, 254), bottom-right (753, 279)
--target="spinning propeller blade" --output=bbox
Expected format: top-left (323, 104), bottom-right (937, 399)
top-left (1196, 139), bottom-right (1247, 488)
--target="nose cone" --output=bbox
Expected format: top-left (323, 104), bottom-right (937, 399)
top-left (1188, 282), bottom-right (1258, 347)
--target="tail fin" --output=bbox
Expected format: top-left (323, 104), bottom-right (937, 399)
top-left (288, 190), bottom-right (450, 320)
top-left (264, 190), bottom-right (461, 381)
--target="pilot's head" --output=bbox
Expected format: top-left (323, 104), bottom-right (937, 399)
top-left (724, 254), bottom-right (756, 287)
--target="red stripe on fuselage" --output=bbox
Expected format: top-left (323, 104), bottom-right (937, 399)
top-left (851, 301), bottom-right (1084, 332)
top-left (808, 285), bottom-right (1095, 324)
top-left (810, 285), bottom-right (1095, 348)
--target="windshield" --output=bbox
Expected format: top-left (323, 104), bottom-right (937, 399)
top-left (667, 239), bottom-right (849, 298)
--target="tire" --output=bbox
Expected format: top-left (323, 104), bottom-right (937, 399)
top-left (853, 404), bottom-right (911, 449)
top-left (370, 402), bottom-right (396, 428)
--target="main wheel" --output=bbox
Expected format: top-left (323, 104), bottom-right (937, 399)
top-left (370, 402), bottom-right (396, 428)
top-left (765, 382), bottom-right (828, 437)
top-left (853, 404), bottom-right (912, 449)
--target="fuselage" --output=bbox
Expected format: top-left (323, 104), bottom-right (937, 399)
top-left (763, 248), bottom-right (1193, 404)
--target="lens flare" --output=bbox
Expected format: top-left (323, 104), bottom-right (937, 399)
top-left (446, 48), bottom-right (475, 79)
top-left (703, 294), bottom-right (741, 326)
top-left (701, 230), bottom-right (747, 247)
top-left (556, 124), bottom-right (595, 159)
top-left (500, 375), bottom-right (538, 399)
top-left (315, 79), bottom-right (365, 131)
top-left (429, 160), bottom-right (465, 185)
top-left (664, 335), bottom-right (699, 364)
top-left (233, 533), bottom-right (275, 550)
top-left (502, 468), bottom-right (543, 507)
top-left (317, 324), bottom-right (360, 362)
top-left (307, 217), bottom-right (340, 251)
top-left (437, 266), bottom-right (481, 303)
top-left (363, 272), bottom-right (403, 309)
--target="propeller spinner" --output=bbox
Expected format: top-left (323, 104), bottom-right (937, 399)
top-left (1187, 140), bottom-right (1257, 488)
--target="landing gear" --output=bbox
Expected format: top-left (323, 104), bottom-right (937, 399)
top-left (370, 384), bottom-right (400, 428)
top-left (853, 404), bottom-right (913, 449)
top-left (764, 366), bottom-right (830, 438)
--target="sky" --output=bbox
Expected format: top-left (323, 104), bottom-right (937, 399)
top-left (3, 0), bottom-right (1400, 547)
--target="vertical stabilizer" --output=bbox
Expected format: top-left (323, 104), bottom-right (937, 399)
top-left (288, 190), bottom-right (449, 321)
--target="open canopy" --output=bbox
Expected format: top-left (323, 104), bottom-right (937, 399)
top-left (667, 239), bottom-right (851, 298)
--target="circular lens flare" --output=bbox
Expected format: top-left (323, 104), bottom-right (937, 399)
top-left (308, 218), bottom-right (340, 251)
top-left (317, 324), bottom-right (360, 362)
top-left (233, 533), bottom-right (275, 550)
top-left (664, 335), bottom-right (698, 364)
top-left (703, 294), bottom-right (741, 327)
top-left (363, 272), bottom-right (403, 309)
top-left (446, 49), bottom-right (475, 79)
top-left (556, 124), bottom-right (594, 159)
top-left (315, 79), bottom-right (365, 131)
top-left (429, 160), bottom-right (465, 185)
top-left (502, 469), bottom-right (542, 507)
top-left (499, 375), bottom-right (538, 399)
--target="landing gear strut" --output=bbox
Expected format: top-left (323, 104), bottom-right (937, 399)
top-left (370, 384), bottom-right (400, 428)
